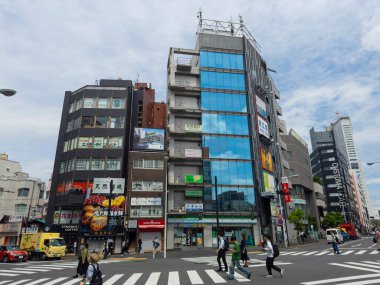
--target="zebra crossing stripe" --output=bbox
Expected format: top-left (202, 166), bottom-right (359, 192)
top-left (342, 250), bottom-right (354, 255)
top-left (145, 272), bottom-right (161, 285)
top-left (315, 251), bottom-right (329, 256)
top-left (300, 273), bottom-right (380, 285)
top-left (345, 262), bottom-right (380, 269)
top-left (168, 271), bottom-right (180, 285)
top-left (335, 279), bottom-right (380, 285)
top-left (362, 261), bottom-right (380, 265)
top-left (329, 263), bottom-right (380, 273)
top-left (355, 250), bottom-right (367, 255)
top-left (61, 279), bottom-right (82, 285)
top-left (25, 266), bottom-right (64, 270)
top-left (187, 270), bottom-right (204, 284)
top-left (10, 280), bottom-right (31, 285)
top-left (205, 269), bottom-right (227, 283)
top-left (369, 250), bottom-right (379, 254)
top-left (123, 273), bottom-right (143, 285)
top-left (303, 251), bottom-right (319, 255)
top-left (279, 251), bottom-right (296, 255)
top-left (0, 273), bottom-right (18, 277)
top-left (44, 277), bottom-right (69, 285)
top-left (11, 268), bottom-right (50, 272)
top-left (103, 274), bottom-right (124, 285)
top-left (0, 281), bottom-right (12, 285)
top-left (234, 272), bottom-right (250, 282)
top-left (0, 270), bottom-right (34, 275)
top-left (291, 251), bottom-right (309, 255)
top-left (27, 278), bottom-right (51, 285)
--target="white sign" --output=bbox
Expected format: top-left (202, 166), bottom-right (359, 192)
top-left (9, 216), bottom-right (23, 223)
top-left (258, 116), bottom-right (270, 138)
top-left (185, 149), bottom-right (202, 158)
top-left (71, 210), bottom-right (82, 224)
top-left (185, 203), bottom-right (203, 212)
top-left (93, 178), bottom-right (125, 194)
top-left (256, 95), bottom-right (267, 117)
top-left (131, 197), bottom-right (161, 206)
top-left (127, 220), bottom-right (137, 229)
top-left (59, 210), bottom-right (73, 224)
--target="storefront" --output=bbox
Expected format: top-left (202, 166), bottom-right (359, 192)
top-left (137, 219), bottom-right (164, 252)
top-left (50, 224), bottom-right (80, 253)
top-left (0, 223), bottom-right (21, 245)
top-left (174, 224), bottom-right (204, 247)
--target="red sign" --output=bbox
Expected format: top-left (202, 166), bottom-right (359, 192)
top-left (281, 182), bottom-right (289, 193)
top-left (137, 219), bottom-right (165, 229)
top-left (284, 194), bottom-right (291, 203)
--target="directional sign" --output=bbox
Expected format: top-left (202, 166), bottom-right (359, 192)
top-left (277, 218), bottom-right (285, 226)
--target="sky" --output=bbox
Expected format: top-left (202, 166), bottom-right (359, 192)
top-left (0, 1), bottom-right (379, 208)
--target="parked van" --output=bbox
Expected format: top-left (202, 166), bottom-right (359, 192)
top-left (326, 228), bottom-right (344, 244)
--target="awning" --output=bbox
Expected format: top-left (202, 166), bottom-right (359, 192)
top-left (138, 225), bottom-right (164, 229)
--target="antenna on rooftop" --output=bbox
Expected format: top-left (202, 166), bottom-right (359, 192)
top-left (229, 16), bottom-right (234, 35)
top-left (136, 73), bottom-right (140, 83)
top-left (239, 15), bottom-right (244, 27)
top-left (197, 8), bottom-right (202, 23)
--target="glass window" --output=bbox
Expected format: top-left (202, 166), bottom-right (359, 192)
top-left (60, 162), bottom-right (66, 173)
top-left (18, 188), bottom-right (29, 197)
top-left (15, 204), bottom-right (27, 213)
top-left (93, 137), bottom-right (105, 149)
top-left (83, 98), bottom-right (95, 108)
top-left (73, 117), bottom-right (81, 130)
top-left (110, 117), bottom-right (124, 128)
top-left (203, 136), bottom-right (251, 159)
top-left (76, 159), bottom-right (89, 170)
top-left (108, 137), bottom-right (123, 149)
top-left (69, 103), bottom-right (74, 113)
top-left (63, 140), bottom-right (70, 152)
top-left (112, 98), bottom-right (123, 109)
top-left (200, 51), bottom-right (244, 70)
top-left (130, 206), bottom-right (162, 218)
top-left (95, 116), bottom-right (107, 128)
top-left (66, 120), bottom-right (74, 132)
top-left (78, 137), bottom-right (93, 149)
top-left (201, 71), bottom-right (245, 91)
top-left (207, 161), bottom-right (254, 186)
top-left (97, 98), bottom-right (108, 108)
top-left (70, 137), bottom-right (78, 150)
top-left (202, 114), bottom-right (249, 135)
top-left (133, 159), bottom-right (144, 168)
top-left (106, 158), bottom-right (121, 170)
top-left (81, 116), bottom-right (94, 128)
top-left (91, 158), bottom-right (104, 170)
top-left (67, 159), bottom-right (75, 171)
top-left (76, 98), bottom-right (83, 110)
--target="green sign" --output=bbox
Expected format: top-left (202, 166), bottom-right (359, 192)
top-left (185, 175), bottom-right (203, 184)
top-left (185, 190), bottom-right (203, 197)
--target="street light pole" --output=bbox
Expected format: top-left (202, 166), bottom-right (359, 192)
top-left (164, 156), bottom-right (169, 259)
top-left (104, 179), bottom-right (114, 259)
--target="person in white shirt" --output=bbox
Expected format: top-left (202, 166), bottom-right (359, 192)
top-left (216, 232), bottom-right (228, 272)
top-left (262, 234), bottom-right (284, 278)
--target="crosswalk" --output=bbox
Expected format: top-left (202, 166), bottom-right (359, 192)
top-left (256, 249), bottom-right (380, 257)
top-left (0, 269), bottom-right (252, 284)
top-left (300, 260), bottom-right (380, 285)
top-left (0, 260), bottom-right (123, 277)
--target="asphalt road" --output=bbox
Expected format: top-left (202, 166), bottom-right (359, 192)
top-left (1, 236), bottom-right (379, 285)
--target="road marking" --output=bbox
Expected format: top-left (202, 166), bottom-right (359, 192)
top-left (291, 251), bottom-right (308, 255)
top-left (187, 270), bottom-right (204, 284)
top-left (0, 281), bottom-right (12, 285)
top-left (370, 250), bottom-right (379, 254)
top-left (355, 250), bottom-right (367, 255)
top-left (303, 251), bottom-right (319, 255)
top-left (362, 261), bottom-right (380, 265)
top-left (334, 279), bottom-right (380, 285)
top-left (44, 277), bottom-right (69, 284)
top-left (123, 273), bottom-right (143, 285)
top-left (11, 268), bottom-right (50, 272)
top-left (27, 278), bottom-right (51, 285)
top-left (280, 251), bottom-right (296, 255)
top-left (145, 272), bottom-right (160, 285)
top-left (0, 269), bottom-right (34, 274)
top-left (61, 279), bottom-right (83, 285)
top-left (342, 250), bottom-right (354, 255)
top-left (345, 262), bottom-right (380, 269)
top-left (103, 274), bottom-right (124, 285)
top-left (24, 266), bottom-right (64, 270)
top-left (10, 280), bottom-right (31, 285)
top-left (329, 263), bottom-right (380, 273)
top-left (234, 272), bottom-right (250, 282)
top-left (315, 251), bottom-right (329, 256)
top-left (205, 269), bottom-right (226, 283)
top-left (168, 271), bottom-right (180, 285)
top-left (0, 273), bottom-right (18, 277)
top-left (30, 264), bottom-right (74, 268)
top-left (300, 273), bottom-right (380, 285)
top-left (352, 243), bottom-right (362, 247)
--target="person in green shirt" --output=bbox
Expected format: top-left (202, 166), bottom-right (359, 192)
top-left (228, 236), bottom-right (251, 280)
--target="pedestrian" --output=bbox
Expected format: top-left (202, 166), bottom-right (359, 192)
top-left (80, 252), bottom-right (102, 285)
top-left (240, 233), bottom-right (249, 267)
top-left (138, 238), bottom-right (142, 254)
top-left (227, 236), bottom-right (251, 280)
top-left (262, 234), bottom-right (284, 278)
top-left (103, 238), bottom-right (114, 259)
top-left (376, 229), bottom-right (380, 251)
top-left (216, 232), bottom-right (228, 272)
top-left (73, 241), bottom-right (77, 255)
top-left (331, 232), bottom-right (340, 254)
top-left (73, 244), bottom-right (88, 278)
top-left (153, 236), bottom-right (160, 252)
top-left (121, 238), bottom-right (130, 255)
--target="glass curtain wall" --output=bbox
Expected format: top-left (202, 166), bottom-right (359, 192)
top-left (200, 50), bottom-right (255, 212)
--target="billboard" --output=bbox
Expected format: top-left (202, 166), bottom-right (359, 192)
top-left (256, 96), bottom-right (267, 117)
top-left (185, 175), bottom-right (203, 184)
top-left (260, 147), bottom-right (274, 172)
top-left (258, 116), bottom-right (270, 138)
top-left (185, 203), bottom-right (204, 212)
top-left (131, 197), bottom-right (161, 206)
top-left (133, 128), bottom-right (164, 150)
top-left (93, 178), bottom-right (125, 194)
top-left (262, 171), bottom-right (275, 195)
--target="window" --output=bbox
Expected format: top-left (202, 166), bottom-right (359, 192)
top-left (200, 51), bottom-right (244, 70)
top-left (132, 181), bottom-right (163, 191)
top-left (18, 188), bottom-right (29, 197)
top-left (106, 158), bottom-right (121, 170)
top-left (78, 137), bottom-right (93, 149)
top-left (202, 113), bottom-right (249, 135)
top-left (0, 187), bottom-right (3, 197)
top-left (83, 97), bottom-right (95, 108)
top-left (91, 159), bottom-right (104, 170)
top-left (93, 137), bottom-right (105, 149)
top-left (133, 159), bottom-right (163, 169)
top-left (76, 159), bottom-right (89, 170)
top-left (81, 116), bottom-right (94, 128)
top-left (109, 117), bottom-right (124, 128)
top-left (112, 98), bottom-right (123, 109)
top-left (108, 137), bottom-right (123, 149)
top-left (201, 92), bottom-right (247, 112)
top-left (73, 117), bottom-right (81, 130)
top-left (15, 204), bottom-right (27, 213)
top-left (67, 159), bottom-right (76, 172)
top-left (200, 71), bottom-right (246, 91)
top-left (97, 98), bottom-right (108, 108)
top-left (95, 116), bottom-right (107, 128)
top-left (70, 137), bottom-right (78, 151)
top-left (39, 190), bottom-right (45, 199)
top-left (66, 120), bottom-right (74, 132)
top-left (130, 206), bottom-right (162, 218)
top-left (63, 140), bottom-right (70, 152)
top-left (60, 162), bottom-right (66, 173)
top-left (203, 136), bottom-right (252, 159)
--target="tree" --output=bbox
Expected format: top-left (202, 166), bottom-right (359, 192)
top-left (288, 209), bottom-right (305, 243)
top-left (308, 215), bottom-right (319, 231)
top-left (321, 212), bottom-right (345, 229)
top-left (313, 176), bottom-right (322, 184)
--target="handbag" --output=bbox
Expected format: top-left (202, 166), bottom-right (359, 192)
top-left (373, 237), bottom-right (378, 243)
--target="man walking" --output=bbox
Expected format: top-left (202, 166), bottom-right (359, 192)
top-left (331, 232), bottom-right (340, 254)
top-left (262, 234), bottom-right (284, 278)
top-left (216, 232), bottom-right (228, 272)
top-left (376, 229), bottom-right (380, 251)
top-left (228, 236), bottom-right (251, 280)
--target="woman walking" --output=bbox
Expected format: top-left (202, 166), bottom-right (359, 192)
top-left (240, 234), bottom-right (249, 267)
top-left (262, 234), bottom-right (284, 278)
top-left (73, 244), bottom-right (89, 278)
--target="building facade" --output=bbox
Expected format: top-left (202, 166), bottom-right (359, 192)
top-left (166, 17), bottom-right (285, 248)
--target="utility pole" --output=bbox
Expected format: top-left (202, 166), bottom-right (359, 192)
top-left (104, 179), bottom-right (114, 259)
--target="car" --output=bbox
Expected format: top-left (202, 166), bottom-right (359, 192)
top-left (0, 245), bottom-right (28, 262)
top-left (326, 228), bottom-right (344, 244)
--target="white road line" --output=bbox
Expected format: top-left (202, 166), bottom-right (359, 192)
top-left (60, 279), bottom-right (82, 285)
top-left (103, 274), bottom-right (124, 285)
top-left (315, 251), bottom-right (329, 256)
top-left (362, 261), bottom-right (380, 265)
top-left (11, 268), bottom-right (50, 272)
top-left (24, 266), bottom-right (64, 270)
top-left (291, 251), bottom-right (309, 255)
top-left (27, 278), bottom-right (51, 285)
top-left (31, 265), bottom-right (74, 268)
top-left (187, 270), bottom-right (204, 284)
top-left (300, 273), bottom-right (380, 285)
top-left (10, 280), bottom-right (31, 285)
top-left (355, 250), bottom-right (367, 255)
top-left (145, 272), bottom-right (160, 285)
top-left (329, 263), bottom-right (380, 273)
top-left (0, 273), bottom-right (18, 276)
top-left (205, 269), bottom-right (226, 283)
top-left (0, 281), bottom-right (12, 285)
top-left (0, 269), bottom-right (34, 274)
top-left (345, 262), bottom-right (380, 269)
top-left (334, 279), bottom-right (380, 285)
top-left (303, 251), bottom-right (319, 255)
top-left (370, 250), bottom-right (379, 254)
top-left (168, 271), bottom-right (180, 285)
top-left (280, 251), bottom-right (296, 255)
top-left (123, 273), bottom-right (143, 285)
top-left (43, 277), bottom-right (69, 285)
top-left (342, 250), bottom-right (354, 255)
top-left (234, 272), bottom-right (250, 282)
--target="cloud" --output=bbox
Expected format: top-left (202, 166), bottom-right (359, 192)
top-left (367, 178), bottom-right (380, 185)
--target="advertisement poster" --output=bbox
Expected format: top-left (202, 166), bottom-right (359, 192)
top-left (130, 197), bottom-right (161, 206)
top-left (185, 175), bottom-right (203, 184)
top-left (262, 171), bottom-right (275, 195)
top-left (256, 95), bottom-right (267, 117)
top-left (81, 194), bottom-right (125, 234)
top-left (258, 116), bottom-right (270, 138)
top-left (133, 128), bottom-right (164, 150)
top-left (260, 147), bottom-right (274, 172)
top-left (93, 178), bottom-right (125, 194)
top-left (59, 210), bottom-right (73, 224)
top-left (185, 203), bottom-right (204, 212)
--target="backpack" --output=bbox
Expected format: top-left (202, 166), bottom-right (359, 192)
top-left (224, 239), bottom-right (229, 251)
top-left (273, 244), bottom-right (280, 258)
top-left (373, 237), bottom-right (378, 244)
top-left (90, 263), bottom-right (103, 285)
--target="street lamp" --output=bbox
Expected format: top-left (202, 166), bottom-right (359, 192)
top-left (367, 162), bottom-right (380, 166)
top-left (276, 174), bottom-right (298, 247)
top-left (0, 89), bottom-right (16, 97)
top-left (163, 156), bottom-right (169, 259)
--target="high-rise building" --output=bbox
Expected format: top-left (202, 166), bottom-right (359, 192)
top-left (166, 17), bottom-right (285, 248)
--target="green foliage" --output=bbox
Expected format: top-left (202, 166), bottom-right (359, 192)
top-left (308, 215), bottom-right (319, 231)
top-left (288, 209), bottom-right (306, 236)
top-left (313, 176), bottom-right (322, 184)
top-left (371, 219), bottom-right (380, 228)
top-left (321, 212), bottom-right (345, 229)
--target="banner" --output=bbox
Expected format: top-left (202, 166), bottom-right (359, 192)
top-left (258, 116), bottom-right (270, 138)
top-left (262, 171), bottom-right (275, 195)
top-left (93, 178), bottom-right (125, 194)
top-left (133, 128), bottom-right (164, 150)
top-left (260, 147), bottom-right (274, 172)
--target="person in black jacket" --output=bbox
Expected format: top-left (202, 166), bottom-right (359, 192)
top-left (240, 233), bottom-right (249, 267)
top-left (216, 232), bottom-right (228, 272)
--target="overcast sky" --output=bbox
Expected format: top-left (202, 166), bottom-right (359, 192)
top-left (1, 0), bottom-right (379, 209)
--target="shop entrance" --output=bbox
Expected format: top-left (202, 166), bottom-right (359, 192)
top-left (174, 227), bottom-right (203, 247)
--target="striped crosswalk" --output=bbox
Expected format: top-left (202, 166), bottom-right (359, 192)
top-left (256, 249), bottom-right (380, 257)
top-left (0, 269), bottom-right (253, 284)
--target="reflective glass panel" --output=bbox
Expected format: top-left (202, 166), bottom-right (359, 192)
top-left (201, 71), bottom-right (245, 91)
top-left (202, 114), bottom-right (249, 135)
top-left (200, 51), bottom-right (244, 70)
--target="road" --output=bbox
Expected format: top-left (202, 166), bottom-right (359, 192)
top-left (0, 237), bottom-right (379, 285)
